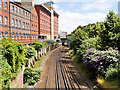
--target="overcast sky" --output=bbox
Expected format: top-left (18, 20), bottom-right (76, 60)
top-left (15, 0), bottom-right (119, 34)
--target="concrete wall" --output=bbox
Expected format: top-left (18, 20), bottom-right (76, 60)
top-left (11, 65), bottom-right (25, 88)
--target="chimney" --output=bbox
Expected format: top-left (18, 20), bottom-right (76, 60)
top-left (21, 0), bottom-right (35, 7)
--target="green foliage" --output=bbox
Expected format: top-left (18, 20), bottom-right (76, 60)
top-left (46, 40), bottom-right (56, 45)
top-left (76, 37), bottom-right (101, 60)
top-left (100, 10), bottom-right (120, 50)
top-left (105, 68), bottom-right (119, 81)
top-left (2, 38), bottom-right (26, 73)
top-left (32, 41), bottom-right (43, 52)
top-left (23, 67), bottom-right (42, 85)
top-left (0, 56), bottom-right (12, 89)
top-left (70, 28), bottom-right (88, 55)
top-left (24, 46), bottom-right (36, 58)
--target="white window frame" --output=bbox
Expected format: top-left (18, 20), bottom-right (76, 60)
top-left (26, 12), bottom-right (27, 17)
top-left (5, 33), bottom-right (7, 38)
top-left (23, 11), bottom-right (25, 16)
top-left (15, 19), bottom-right (17, 27)
top-left (19, 34), bottom-right (21, 39)
top-left (12, 5), bottom-right (14, 12)
top-left (15, 7), bottom-right (17, 13)
top-left (28, 23), bottom-right (29, 30)
top-left (19, 8), bottom-right (21, 15)
top-left (12, 33), bottom-right (14, 39)
top-left (26, 23), bottom-right (27, 29)
top-left (19, 20), bottom-right (21, 28)
top-left (12, 18), bottom-right (14, 26)
top-left (5, 16), bottom-right (7, 26)
top-left (26, 35), bottom-right (27, 40)
top-left (23, 22), bottom-right (25, 28)
top-left (4, 2), bottom-right (7, 9)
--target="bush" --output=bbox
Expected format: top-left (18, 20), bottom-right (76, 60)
top-left (24, 46), bottom-right (36, 58)
top-left (105, 68), bottom-right (119, 81)
top-left (23, 67), bottom-right (42, 85)
top-left (2, 38), bottom-right (26, 73)
top-left (76, 37), bottom-right (100, 61)
top-left (31, 42), bottom-right (43, 52)
top-left (83, 47), bottom-right (120, 76)
top-left (0, 56), bottom-right (12, 89)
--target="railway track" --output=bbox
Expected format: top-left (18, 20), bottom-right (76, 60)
top-left (45, 46), bottom-right (93, 90)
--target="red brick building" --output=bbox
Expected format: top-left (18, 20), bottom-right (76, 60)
top-left (0, 0), bottom-right (59, 44)
top-left (0, 0), bottom-right (10, 39)
top-left (35, 1), bottom-right (59, 40)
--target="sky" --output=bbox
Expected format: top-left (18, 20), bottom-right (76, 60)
top-left (15, 0), bottom-right (119, 34)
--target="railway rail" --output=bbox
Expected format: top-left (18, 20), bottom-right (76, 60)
top-left (45, 46), bottom-right (93, 90)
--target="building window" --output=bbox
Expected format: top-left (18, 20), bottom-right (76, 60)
top-left (34, 25), bottom-right (35, 30)
top-left (12, 33), bottom-right (14, 39)
top-left (28, 13), bottom-right (29, 17)
top-left (0, 0), bottom-right (1, 7)
top-left (26, 12), bottom-right (27, 17)
top-left (4, 2), bottom-right (7, 9)
top-left (0, 15), bottom-right (2, 25)
top-left (36, 35), bottom-right (37, 39)
top-left (32, 24), bottom-right (33, 30)
top-left (15, 35), bottom-right (17, 40)
top-left (28, 23), bottom-right (29, 29)
top-left (23, 22), bottom-right (25, 28)
top-left (23, 34), bottom-right (25, 39)
top-left (15, 19), bottom-right (17, 27)
top-left (28, 35), bottom-right (29, 39)
top-left (26, 35), bottom-right (27, 40)
top-left (23, 11), bottom-right (25, 16)
top-left (12, 5), bottom-right (14, 12)
top-left (5, 16), bottom-right (7, 26)
top-left (19, 20), bottom-right (21, 27)
top-left (19, 8), bottom-right (21, 15)
top-left (32, 35), bottom-right (33, 40)
top-left (12, 18), bottom-right (14, 27)
top-left (26, 23), bottom-right (27, 29)
top-left (5, 32), bottom-right (8, 38)
top-left (32, 15), bottom-right (33, 20)
top-left (19, 33), bottom-right (21, 39)
top-left (15, 7), bottom-right (17, 13)
top-left (5, 33), bottom-right (7, 38)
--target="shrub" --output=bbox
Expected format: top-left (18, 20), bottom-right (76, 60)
top-left (24, 46), bottom-right (36, 58)
top-left (31, 42), bottom-right (43, 52)
top-left (83, 47), bottom-right (120, 76)
top-left (0, 56), bottom-right (12, 89)
top-left (2, 38), bottom-right (26, 73)
top-left (76, 37), bottom-right (100, 61)
top-left (105, 68), bottom-right (119, 81)
top-left (23, 67), bottom-right (42, 85)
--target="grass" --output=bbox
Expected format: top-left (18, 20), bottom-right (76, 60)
top-left (33, 52), bottom-right (48, 68)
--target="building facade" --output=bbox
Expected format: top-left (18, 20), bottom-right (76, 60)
top-left (0, 0), bottom-right (10, 39)
top-left (35, 1), bottom-right (59, 41)
top-left (10, 2), bottom-right (31, 44)
top-left (0, 0), bottom-right (59, 44)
